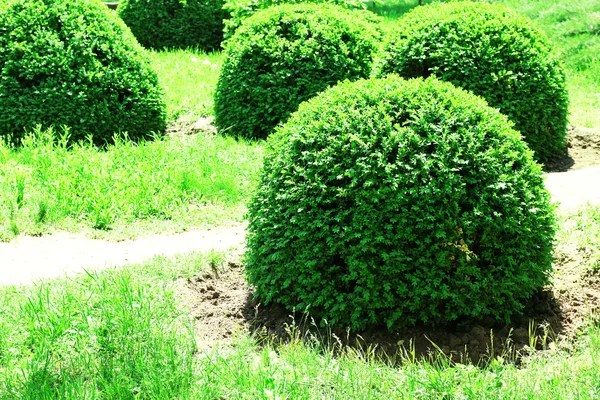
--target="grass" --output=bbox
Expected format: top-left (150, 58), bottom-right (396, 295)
top-left (0, 127), bottom-right (263, 241)
top-left (0, 238), bottom-right (599, 399)
top-left (557, 204), bottom-right (600, 274)
top-left (1, 0), bottom-right (600, 396)
top-left (0, 253), bottom-right (202, 399)
top-left (197, 333), bottom-right (600, 399)
top-left (500, 0), bottom-right (600, 129)
top-left (148, 50), bottom-right (222, 120)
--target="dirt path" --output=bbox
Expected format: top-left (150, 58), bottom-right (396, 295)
top-left (0, 165), bottom-right (598, 286)
top-left (0, 225), bottom-right (246, 286)
top-left (545, 165), bottom-right (600, 210)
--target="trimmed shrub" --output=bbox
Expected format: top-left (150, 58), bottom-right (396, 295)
top-left (214, 3), bottom-right (383, 140)
top-left (118, 0), bottom-right (227, 51)
top-left (375, 1), bottom-right (569, 163)
top-left (245, 76), bottom-right (556, 331)
top-left (222, 0), bottom-right (371, 39)
top-left (0, 0), bottom-right (166, 145)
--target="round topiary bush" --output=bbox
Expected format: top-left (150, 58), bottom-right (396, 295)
top-left (375, 1), bottom-right (569, 164)
top-left (0, 0), bottom-right (166, 145)
top-left (245, 76), bottom-right (556, 331)
top-left (118, 0), bottom-right (227, 51)
top-left (222, 0), bottom-right (372, 39)
top-left (214, 3), bottom-right (383, 140)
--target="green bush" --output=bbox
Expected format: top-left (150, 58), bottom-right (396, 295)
top-left (245, 76), bottom-right (556, 330)
top-left (375, 1), bottom-right (569, 163)
top-left (118, 0), bottom-right (228, 51)
top-left (0, 0), bottom-right (166, 145)
top-left (222, 0), bottom-right (372, 39)
top-left (214, 3), bottom-right (383, 140)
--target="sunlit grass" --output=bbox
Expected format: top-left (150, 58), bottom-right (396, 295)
top-left (557, 204), bottom-right (600, 274)
top-left (500, 0), bottom-right (600, 130)
top-left (148, 49), bottom-right (223, 120)
top-left (0, 243), bottom-right (599, 399)
top-left (0, 127), bottom-right (263, 241)
top-left (0, 252), bottom-right (206, 399)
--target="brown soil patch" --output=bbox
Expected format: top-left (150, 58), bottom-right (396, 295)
top-left (167, 116), bottom-right (217, 137)
top-left (544, 126), bottom-right (600, 172)
top-left (177, 243), bottom-right (600, 365)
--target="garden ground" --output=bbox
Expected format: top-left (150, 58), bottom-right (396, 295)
top-left (2, 0), bottom-right (600, 397)
top-left (2, 124), bottom-right (599, 366)
top-left (2, 125), bottom-right (599, 283)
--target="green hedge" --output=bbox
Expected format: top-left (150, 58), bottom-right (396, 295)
top-left (375, 1), bottom-right (569, 163)
top-left (0, 0), bottom-right (166, 145)
top-left (118, 0), bottom-right (228, 51)
top-left (214, 3), bottom-right (383, 140)
top-left (222, 0), bottom-right (372, 38)
top-left (245, 76), bottom-right (556, 330)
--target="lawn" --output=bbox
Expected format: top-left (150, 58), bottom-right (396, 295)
top-left (1, 0), bottom-right (600, 398)
top-left (0, 128), bottom-right (262, 241)
top-left (499, 0), bottom-right (600, 130)
top-left (1, 208), bottom-right (600, 398)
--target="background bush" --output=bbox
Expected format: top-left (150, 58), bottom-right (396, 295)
top-left (245, 76), bottom-right (556, 330)
top-left (222, 0), bottom-right (372, 39)
top-left (214, 3), bottom-right (383, 140)
top-left (118, 0), bottom-right (228, 51)
top-left (375, 1), bottom-right (569, 163)
top-left (0, 0), bottom-right (166, 145)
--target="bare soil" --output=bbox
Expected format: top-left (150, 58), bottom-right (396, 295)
top-left (167, 116), bottom-right (217, 137)
top-left (177, 245), bottom-right (600, 365)
top-left (544, 126), bottom-right (600, 172)
top-left (543, 127), bottom-right (600, 210)
top-left (177, 125), bottom-right (600, 365)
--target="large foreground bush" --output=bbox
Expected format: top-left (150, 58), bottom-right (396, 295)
top-left (376, 1), bottom-right (569, 163)
top-left (245, 76), bottom-right (556, 330)
top-left (214, 4), bottom-right (382, 140)
top-left (0, 0), bottom-right (166, 145)
top-left (118, 0), bottom-right (227, 51)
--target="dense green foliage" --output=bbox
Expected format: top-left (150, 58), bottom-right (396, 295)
top-left (0, 0), bottom-right (166, 145)
top-left (214, 3), bottom-right (382, 140)
top-left (376, 1), bottom-right (569, 163)
top-left (118, 0), bottom-right (228, 51)
top-left (246, 76), bottom-right (556, 330)
top-left (222, 0), bottom-right (372, 38)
